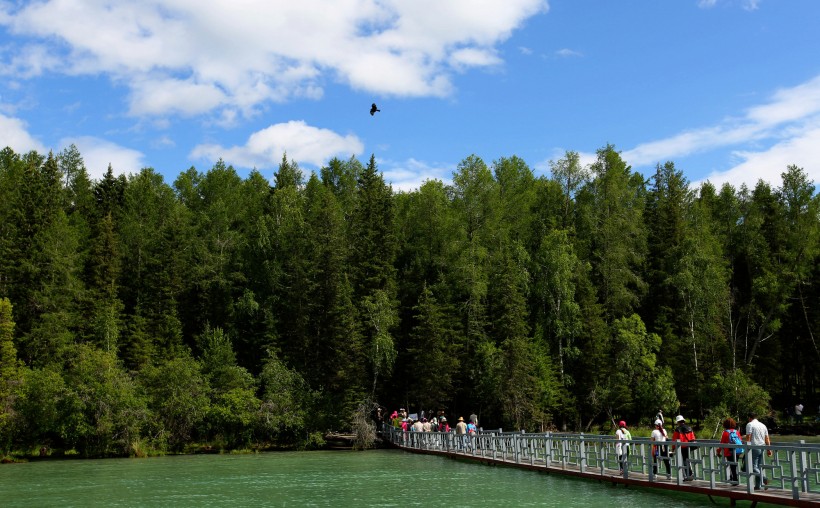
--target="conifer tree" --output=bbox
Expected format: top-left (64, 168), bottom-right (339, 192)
top-left (577, 145), bottom-right (647, 324)
top-left (406, 283), bottom-right (459, 412)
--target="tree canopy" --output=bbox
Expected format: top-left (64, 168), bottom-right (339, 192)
top-left (0, 145), bottom-right (816, 456)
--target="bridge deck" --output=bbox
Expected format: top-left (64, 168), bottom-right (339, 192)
top-left (384, 429), bottom-right (820, 507)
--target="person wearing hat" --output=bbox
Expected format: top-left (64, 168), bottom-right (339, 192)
top-left (651, 419), bottom-right (671, 478)
top-left (672, 415), bottom-right (697, 481)
top-left (439, 416), bottom-right (450, 433)
top-left (615, 420), bottom-right (632, 472)
top-left (455, 416), bottom-right (468, 450)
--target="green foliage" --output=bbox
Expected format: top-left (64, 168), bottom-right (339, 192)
top-left (406, 284), bottom-right (460, 411)
top-left (258, 352), bottom-right (314, 443)
top-left (55, 344), bottom-right (146, 456)
top-left (15, 366), bottom-right (65, 448)
top-left (0, 145), bottom-right (815, 453)
top-left (704, 369), bottom-right (771, 423)
top-left (0, 298), bottom-right (20, 453)
top-left (208, 386), bottom-right (260, 448)
top-left (363, 289), bottom-right (398, 394)
top-left (138, 354), bottom-right (210, 451)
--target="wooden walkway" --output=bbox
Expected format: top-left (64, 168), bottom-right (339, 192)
top-left (383, 428), bottom-right (820, 507)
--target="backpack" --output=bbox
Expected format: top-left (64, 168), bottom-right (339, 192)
top-left (677, 424), bottom-right (698, 450)
top-left (728, 429), bottom-right (743, 454)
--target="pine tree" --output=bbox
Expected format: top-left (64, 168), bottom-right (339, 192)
top-left (577, 145), bottom-right (647, 324)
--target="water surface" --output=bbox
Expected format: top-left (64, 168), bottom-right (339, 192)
top-left (0, 449), bottom-right (721, 507)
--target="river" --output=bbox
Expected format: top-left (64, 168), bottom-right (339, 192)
top-left (1, 449), bottom-right (723, 507)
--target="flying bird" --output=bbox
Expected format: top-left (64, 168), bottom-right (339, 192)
top-left (370, 103), bottom-right (380, 116)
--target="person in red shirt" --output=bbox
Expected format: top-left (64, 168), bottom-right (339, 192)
top-left (438, 417), bottom-right (450, 432)
top-left (720, 417), bottom-right (743, 484)
top-left (672, 415), bottom-right (697, 481)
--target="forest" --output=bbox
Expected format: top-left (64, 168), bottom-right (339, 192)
top-left (0, 143), bottom-right (817, 457)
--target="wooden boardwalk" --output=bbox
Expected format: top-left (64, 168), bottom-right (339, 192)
top-left (383, 428), bottom-right (820, 507)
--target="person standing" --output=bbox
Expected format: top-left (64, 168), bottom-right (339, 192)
top-left (720, 417), bottom-right (743, 484)
top-left (439, 417), bottom-right (450, 433)
top-left (744, 412), bottom-right (772, 490)
top-left (615, 420), bottom-right (632, 473)
top-left (467, 419), bottom-right (477, 434)
top-left (672, 415), bottom-right (697, 481)
top-left (651, 419), bottom-right (671, 478)
top-left (794, 403), bottom-right (804, 424)
top-left (455, 416), bottom-right (468, 450)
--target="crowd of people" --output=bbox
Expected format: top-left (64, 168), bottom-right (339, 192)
top-left (384, 408), bottom-right (481, 450)
top-left (618, 409), bottom-right (773, 488)
top-left (385, 408), bottom-right (479, 436)
top-left (383, 405), bottom-right (775, 489)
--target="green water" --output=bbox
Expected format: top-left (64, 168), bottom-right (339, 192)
top-left (1, 450), bottom-right (723, 507)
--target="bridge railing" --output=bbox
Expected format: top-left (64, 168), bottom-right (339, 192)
top-left (383, 427), bottom-right (819, 501)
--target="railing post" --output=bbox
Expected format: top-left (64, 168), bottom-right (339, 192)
top-left (579, 433), bottom-right (586, 474)
top-left (790, 448), bottom-right (800, 500)
top-left (545, 432), bottom-right (552, 468)
top-left (707, 446), bottom-right (716, 489)
top-left (675, 446), bottom-right (684, 485)
top-left (562, 438), bottom-right (568, 469)
top-left (799, 440), bottom-right (808, 495)
top-left (745, 450), bottom-right (754, 494)
top-left (646, 441), bottom-right (655, 482)
top-left (639, 442), bottom-right (646, 475)
top-left (514, 433), bottom-right (520, 464)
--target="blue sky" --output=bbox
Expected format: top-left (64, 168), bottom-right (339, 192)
top-left (1, 0), bottom-right (819, 192)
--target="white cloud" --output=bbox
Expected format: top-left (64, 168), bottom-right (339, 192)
top-left (697, 0), bottom-right (760, 10)
top-left (59, 136), bottom-right (145, 180)
top-left (745, 75), bottom-right (820, 126)
top-left (380, 157), bottom-right (455, 192)
top-left (623, 74), bottom-right (820, 188)
top-left (190, 121), bottom-right (364, 169)
top-left (0, 0), bottom-right (548, 118)
top-left (449, 48), bottom-right (502, 71)
top-left (128, 78), bottom-right (227, 117)
top-left (692, 124), bottom-right (820, 189)
top-left (0, 113), bottom-right (45, 153)
top-left (554, 48), bottom-right (582, 58)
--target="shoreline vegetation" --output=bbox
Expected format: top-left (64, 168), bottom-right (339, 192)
top-left (0, 145), bottom-right (818, 461)
top-left (4, 428), bottom-right (819, 464)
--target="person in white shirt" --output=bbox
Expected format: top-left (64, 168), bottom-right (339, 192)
top-left (794, 403), bottom-right (804, 423)
top-left (650, 419), bottom-right (670, 477)
top-left (615, 420), bottom-right (632, 472)
top-left (744, 412), bottom-right (772, 490)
